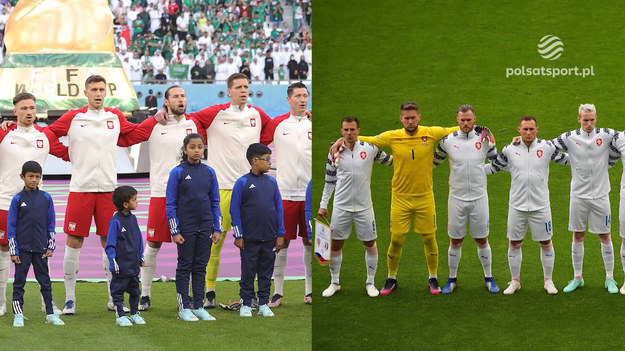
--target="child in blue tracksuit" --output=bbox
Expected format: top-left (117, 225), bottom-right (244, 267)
top-left (8, 161), bottom-right (64, 327)
top-left (105, 185), bottom-right (145, 327)
top-left (231, 143), bottom-right (285, 318)
top-left (166, 133), bottom-right (221, 322)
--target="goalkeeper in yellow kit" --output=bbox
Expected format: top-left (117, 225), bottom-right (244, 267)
top-left (355, 102), bottom-right (458, 294)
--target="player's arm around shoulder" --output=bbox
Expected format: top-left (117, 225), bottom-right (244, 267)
top-left (547, 139), bottom-right (569, 165)
top-left (117, 115), bottom-right (158, 147)
top-left (485, 143), bottom-right (510, 175)
top-left (47, 108), bottom-right (84, 137)
top-left (358, 130), bottom-right (391, 148)
top-left (433, 134), bottom-right (450, 167)
top-left (370, 143), bottom-right (393, 166)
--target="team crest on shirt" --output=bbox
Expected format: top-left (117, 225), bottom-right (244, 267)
top-left (107, 121), bottom-right (114, 129)
top-left (0, 230), bottom-right (4, 239)
top-left (596, 138), bottom-right (602, 146)
top-left (308, 131), bottom-right (312, 140)
top-left (421, 137), bottom-right (428, 143)
top-left (536, 150), bottom-right (543, 158)
top-left (148, 228), bottom-right (155, 237)
top-left (475, 141), bottom-right (482, 150)
top-left (250, 117), bottom-right (256, 127)
top-left (68, 222), bottom-right (76, 231)
top-left (186, 128), bottom-right (193, 134)
top-left (36, 139), bottom-right (43, 148)
top-left (360, 151), bottom-right (367, 160)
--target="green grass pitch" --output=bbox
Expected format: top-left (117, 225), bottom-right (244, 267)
top-left (313, 1), bottom-right (625, 349)
top-left (0, 281), bottom-right (310, 350)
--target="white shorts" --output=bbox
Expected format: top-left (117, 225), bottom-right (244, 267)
top-left (330, 207), bottom-right (377, 242)
top-left (619, 196), bottom-right (625, 238)
top-left (447, 195), bottom-right (489, 240)
top-left (507, 207), bottom-right (553, 242)
top-left (569, 195), bottom-right (611, 234)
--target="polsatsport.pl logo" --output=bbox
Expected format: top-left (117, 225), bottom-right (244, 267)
top-left (505, 35), bottom-right (595, 78)
top-left (538, 35), bottom-right (563, 60)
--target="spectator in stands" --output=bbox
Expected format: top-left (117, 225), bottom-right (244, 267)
top-left (148, 3), bottom-right (161, 33)
top-left (298, 55), bottom-right (308, 80)
top-left (250, 57), bottom-right (264, 81)
top-left (203, 61), bottom-right (215, 83)
top-left (240, 60), bottom-right (251, 80)
top-left (271, 2), bottom-right (284, 27)
top-left (191, 61), bottom-right (205, 84)
top-left (264, 50), bottom-right (274, 81)
top-left (150, 50), bottom-right (166, 72)
top-left (155, 69), bottom-right (167, 83)
top-left (129, 52), bottom-right (144, 82)
top-left (287, 54), bottom-right (298, 80)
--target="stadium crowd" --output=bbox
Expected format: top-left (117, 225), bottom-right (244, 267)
top-left (109, 0), bottom-right (312, 83)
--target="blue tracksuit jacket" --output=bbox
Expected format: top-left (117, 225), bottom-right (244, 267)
top-left (230, 171), bottom-right (285, 241)
top-left (7, 188), bottom-right (55, 255)
top-left (105, 211), bottom-right (144, 276)
top-left (166, 160), bottom-right (222, 236)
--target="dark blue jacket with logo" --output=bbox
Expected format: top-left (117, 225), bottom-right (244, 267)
top-left (7, 188), bottom-right (55, 255)
top-left (230, 171), bottom-right (285, 242)
top-left (105, 211), bottom-right (144, 277)
top-left (166, 160), bottom-right (222, 236)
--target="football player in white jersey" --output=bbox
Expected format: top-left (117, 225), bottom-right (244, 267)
top-left (433, 104), bottom-right (500, 294)
top-left (0, 93), bottom-right (69, 316)
top-left (319, 116), bottom-right (392, 298)
top-left (486, 116), bottom-right (569, 294)
top-left (261, 82), bottom-right (312, 306)
top-left (551, 104), bottom-right (619, 293)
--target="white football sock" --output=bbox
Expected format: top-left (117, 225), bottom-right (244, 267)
top-left (448, 246), bottom-right (462, 279)
top-left (329, 251), bottom-right (342, 285)
top-left (63, 246), bottom-right (80, 302)
top-left (364, 245), bottom-right (378, 285)
top-left (620, 243), bottom-right (625, 275)
top-left (507, 248), bottom-right (522, 280)
top-left (103, 249), bottom-right (112, 302)
top-left (571, 241), bottom-right (584, 277)
top-left (477, 245), bottom-right (492, 277)
top-left (140, 245), bottom-right (160, 297)
top-left (601, 241), bottom-right (614, 278)
top-left (303, 245), bottom-right (312, 296)
top-left (0, 250), bottom-right (10, 307)
top-left (273, 248), bottom-right (287, 296)
top-left (540, 244), bottom-right (555, 280)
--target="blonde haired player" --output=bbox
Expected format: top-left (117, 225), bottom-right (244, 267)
top-left (551, 104), bottom-right (619, 293)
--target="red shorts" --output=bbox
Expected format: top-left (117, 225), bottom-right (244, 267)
top-left (282, 200), bottom-right (306, 240)
top-left (0, 210), bottom-right (7, 245)
top-left (147, 197), bottom-right (171, 243)
top-left (64, 192), bottom-right (116, 237)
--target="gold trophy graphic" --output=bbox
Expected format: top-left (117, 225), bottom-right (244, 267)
top-left (0, 0), bottom-right (139, 112)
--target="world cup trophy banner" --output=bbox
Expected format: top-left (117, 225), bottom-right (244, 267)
top-left (0, 0), bottom-right (139, 112)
